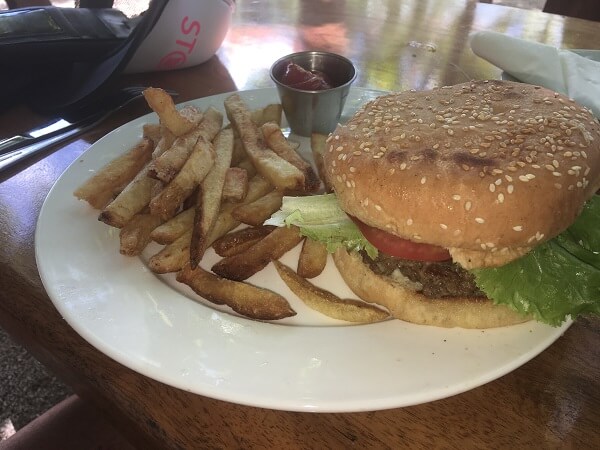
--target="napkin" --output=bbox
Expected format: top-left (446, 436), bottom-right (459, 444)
top-left (470, 31), bottom-right (600, 118)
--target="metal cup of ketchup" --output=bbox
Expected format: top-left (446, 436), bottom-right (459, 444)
top-left (270, 51), bottom-right (357, 137)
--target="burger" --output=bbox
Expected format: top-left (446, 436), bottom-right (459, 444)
top-left (268, 79), bottom-right (600, 328)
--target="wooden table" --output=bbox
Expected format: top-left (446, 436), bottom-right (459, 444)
top-left (1, 1), bottom-right (599, 448)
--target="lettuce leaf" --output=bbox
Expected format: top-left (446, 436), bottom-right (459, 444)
top-left (472, 196), bottom-right (600, 326)
top-left (265, 194), bottom-right (378, 258)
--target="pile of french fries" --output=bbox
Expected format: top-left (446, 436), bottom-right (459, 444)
top-left (74, 88), bottom-right (388, 323)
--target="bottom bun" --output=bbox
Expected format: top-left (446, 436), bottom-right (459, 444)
top-left (333, 248), bottom-right (530, 329)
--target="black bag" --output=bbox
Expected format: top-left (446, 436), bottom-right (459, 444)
top-left (0, 0), bottom-right (169, 114)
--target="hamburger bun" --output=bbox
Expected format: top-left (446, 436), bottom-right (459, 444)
top-left (333, 247), bottom-right (530, 328)
top-left (325, 80), bottom-right (600, 268)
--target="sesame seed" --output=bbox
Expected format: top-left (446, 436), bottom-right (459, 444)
top-left (475, 217), bottom-right (485, 224)
top-left (465, 201), bottom-right (472, 211)
top-left (421, 176), bottom-right (427, 184)
top-left (513, 225), bottom-right (523, 231)
top-left (440, 223), bottom-right (448, 230)
top-left (406, 218), bottom-right (413, 226)
top-left (452, 194), bottom-right (461, 201)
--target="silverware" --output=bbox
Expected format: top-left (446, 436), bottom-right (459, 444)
top-left (0, 86), bottom-right (177, 174)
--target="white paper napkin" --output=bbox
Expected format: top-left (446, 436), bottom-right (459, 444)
top-left (470, 31), bottom-right (600, 118)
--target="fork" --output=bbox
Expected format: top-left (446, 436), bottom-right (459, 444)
top-left (0, 86), bottom-right (177, 174)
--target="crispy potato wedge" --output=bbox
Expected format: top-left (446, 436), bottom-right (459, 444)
top-left (211, 225), bottom-right (303, 281)
top-left (150, 207), bottom-right (194, 244)
top-left (74, 138), bottom-right (154, 210)
top-left (149, 138), bottom-right (216, 221)
top-left (231, 190), bottom-right (283, 226)
top-left (297, 238), bottom-right (328, 278)
top-left (99, 163), bottom-right (162, 228)
top-left (222, 167), bottom-right (248, 202)
top-left (148, 229), bottom-right (192, 274)
top-left (177, 264), bottom-right (295, 320)
top-left (310, 133), bottom-right (332, 192)
top-left (250, 103), bottom-right (283, 127)
top-left (119, 212), bottom-right (163, 256)
top-left (148, 107), bottom-right (223, 183)
top-left (212, 225), bottom-right (276, 257)
top-left (191, 128), bottom-right (234, 266)
top-left (274, 261), bottom-right (389, 323)
top-left (224, 94), bottom-right (305, 191)
top-left (142, 123), bottom-right (163, 144)
top-left (230, 135), bottom-right (247, 166)
top-left (261, 122), bottom-right (320, 192)
top-left (204, 175), bottom-right (273, 248)
top-left (235, 158), bottom-right (257, 179)
top-left (143, 88), bottom-right (202, 136)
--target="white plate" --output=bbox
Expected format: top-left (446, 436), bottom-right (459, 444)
top-left (36, 88), bottom-right (570, 412)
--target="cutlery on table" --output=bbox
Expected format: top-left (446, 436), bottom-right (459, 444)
top-left (0, 86), bottom-right (177, 174)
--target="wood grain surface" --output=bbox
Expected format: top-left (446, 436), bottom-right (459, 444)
top-left (1, 1), bottom-right (599, 448)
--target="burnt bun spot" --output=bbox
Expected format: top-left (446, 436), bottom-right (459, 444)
top-left (325, 80), bottom-right (600, 267)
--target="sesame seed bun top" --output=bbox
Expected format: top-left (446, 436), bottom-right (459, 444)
top-left (325, 80), bottom-right (600, 267)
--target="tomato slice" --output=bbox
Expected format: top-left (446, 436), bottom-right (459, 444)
top-left (351, 216), bottom-right (451, 261)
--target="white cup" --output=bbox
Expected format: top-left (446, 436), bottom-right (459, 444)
top-left (125, 0), bottom-right (234, 73)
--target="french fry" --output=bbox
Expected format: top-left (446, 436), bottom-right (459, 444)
top-left (143, 88), bottom-right (203, 136)
top-left (148, 107), bottom-right (223, 183)
top-left (74, 138), bottom-right (154, 209)
top-left (142, 123), bottom-right (162, 144)
top-left (230, 135), bottom-right (247, 166)
top-left (149, 138), bottom-right (216, 221)
top-left (274, 261), bottom-right (389, 323)
top-left (231, 190), bottom-right (283, 226)
top-left (236, 158), bottom-right (257, 179)
top-left (151, 176), bottom-right (272, 270)
top-left (261, 122), bottom-right (320, 192)
top-left (177, 264), bottom-right (296, 320)
top-left (211, 225), bottom-right (303, 281)
top-left (148, 229), bottom-right (192, 274)
top-left (297, 238), bottom-right (328, 278)
top-left (212, 225), bottom-right (276, 257)
top-left (250, 103), bottom-right (283, 127)
top-left (311, 133), bottom-right (331, 192)
top-left (119, 212), bottom-right (163, 256)
top-left (191, 128), bottom-right (234, 267)
top-left (99, 162), bottom-right (162, 228)
top-left (224, 94), bottom-right (305, 191)
top-left (152, 128), bottom-right (176, 159)
top-left (204, 175), bottom-right (273, 248)
top-left (222, 167), bottom-right (248, 202)
top-left (150, 207), bottom-right (194, 244)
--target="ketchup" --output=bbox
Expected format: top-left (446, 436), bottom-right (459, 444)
top-left (280, 62), bottom-right (333, 90)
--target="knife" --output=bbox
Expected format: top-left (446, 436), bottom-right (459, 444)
top-left (0, 112), bottom-right (106, 157)
top-left (0, 112), bottom-right (103, 173)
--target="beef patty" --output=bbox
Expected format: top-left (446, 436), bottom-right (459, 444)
top-left (360, 251), bottom-right (486, 299)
